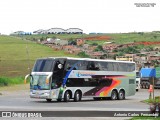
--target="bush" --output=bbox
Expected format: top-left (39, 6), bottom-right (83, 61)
top-left (0, 77), bottom-right (24, 87)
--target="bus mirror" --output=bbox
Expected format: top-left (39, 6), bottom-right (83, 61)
top-left (58, 64), bottom-right (63, 69)
top-left (46, 79), bottom-right (49, 84)
top-left (24, 74), bottom-right (30, 84)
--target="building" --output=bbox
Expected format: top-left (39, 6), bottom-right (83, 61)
top-left (33, 29), bottom-right (46, 34)
top-left (47, 28), bottom-right (66, 34)
top-left (66, 28), bottom-right (83, 34)
top-left (10, 31), bottom-right (32, 35)
top-left (76, 39), bottom-right (85, 46)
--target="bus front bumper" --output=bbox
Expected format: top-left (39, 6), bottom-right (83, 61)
top-left (30, 90), bottom-right (59, 99)
top-left (30, 92), bottom-right (50, 99)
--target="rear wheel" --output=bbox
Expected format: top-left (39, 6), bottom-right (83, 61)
top-left (74, 91), bottom-right (82, 102)
top-left (46, 99), bottom-right (52, 102)
top-left (118, 90), bottom-right (125, 100)
top-left (64, 91), bottom-right (70, 102)
top-left (111, 90), bottom-right (118, 100)
top-left (145, 84), bottom-right (149, 89)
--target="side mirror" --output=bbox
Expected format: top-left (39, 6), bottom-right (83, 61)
top-left (24, 74), bottom-right (31, 84)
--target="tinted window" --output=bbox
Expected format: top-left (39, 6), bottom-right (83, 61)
top-left (65, 60), bottom-right (79, 70)
top-left (33, 59), bottom-right (54, 72)
top-left (107, 62), bottom-right (114, 71)
top-left (78, 61), bottom-right (88, 70)
top-left (127, 63), bottom-right (135, 72)
top-left (118, 63), bottom-right (127, 72)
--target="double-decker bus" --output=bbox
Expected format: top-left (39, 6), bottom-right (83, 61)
top-left (25, 57), bottom-right (136, 102)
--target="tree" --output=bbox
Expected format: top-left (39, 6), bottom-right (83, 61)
top-left (94, 45), bottom-right (104, 52)
top-left (78, 52), bottom-right (90, 58)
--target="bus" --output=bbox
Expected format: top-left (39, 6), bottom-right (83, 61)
top-left (24, 57), bottom-right (136, 102)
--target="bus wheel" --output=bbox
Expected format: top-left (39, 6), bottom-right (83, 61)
top-left (46, 99), bottom-right (52, 102)
top-left (118, 90), bottom-right (125, 100)
top-left (111, 90), bottom-right (118, 100)
top-left (74, 91), bottom-right (82, 102)
top-left (64, 91), bottom-right (70, 102)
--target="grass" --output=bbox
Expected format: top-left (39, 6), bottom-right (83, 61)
top-left (142, 97), bottom-right (160, 104)
top-left (0, 77), bottom-right (25, 87)
top-left (0, 35), bottom-right (78, 77)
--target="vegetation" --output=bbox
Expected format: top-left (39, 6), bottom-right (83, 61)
top-left (20, 32), bottom-right (160, 45)
top-left (94, 45), bottom-right (104, 52)
top-left (78, 51), bottom-right (90, 58)
top-left (0, 77), bottom-right (25, 87)
top-left (0, 35), bottom-right (77, 77)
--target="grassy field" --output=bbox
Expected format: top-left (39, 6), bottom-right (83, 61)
top-left (0, 35), bottom-right (77, 77)
top-left (21, 32), bottom-right (160, 45)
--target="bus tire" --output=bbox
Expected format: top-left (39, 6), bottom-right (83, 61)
top-left (145, 84), bottom-right (149, 89)
top-left (64, 91), bottom-right (70, 102)
top-left (46, 99), bottom-right (52, 102)
top-left (111, 90), bottom-right (118, 100)
top-left (74, 91), bottom-right (82, 102)
top-left (118, 90), bottom-right (125, 100)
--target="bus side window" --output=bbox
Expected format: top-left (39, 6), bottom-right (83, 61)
top-left (87, 61), bottom-right (99, 70)
top-left (108, 62), bottom-right (114, 71)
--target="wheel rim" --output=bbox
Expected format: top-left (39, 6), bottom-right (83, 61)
top-left (77, 93), bottom-right (80, 100)
top-left (112, 92), bottom-right (117, 100)
top-left (67, 93), bottom-right (70, 101)
top-left (119, 92), bottom-right (124, 99)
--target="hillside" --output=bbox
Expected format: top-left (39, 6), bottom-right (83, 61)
top-left (0, 35), bottom-right (77, 77)
top-left (21, 32), bottom-right (160, 45)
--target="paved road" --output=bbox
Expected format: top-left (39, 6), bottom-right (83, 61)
top-left (0, 86), bottom-right (159, 119)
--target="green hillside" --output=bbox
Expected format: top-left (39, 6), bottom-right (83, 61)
top-left (22, 32), bottom-right (160, 44)
top-left (0, 35), bottom-right (77, 77)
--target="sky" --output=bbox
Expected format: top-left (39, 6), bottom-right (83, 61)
top-left (0, 0), bottom-right (160, 34)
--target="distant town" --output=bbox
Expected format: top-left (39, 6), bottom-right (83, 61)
top-left (10, 28), bottom-right (160, 71)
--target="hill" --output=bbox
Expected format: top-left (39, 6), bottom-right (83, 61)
top-left (21, 32), bottom-right (160, 45)
top-left (0, 35), bottom-right (77, 77)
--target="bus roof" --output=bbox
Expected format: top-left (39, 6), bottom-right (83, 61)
top-left (38, 57), bottom-right (135, 64)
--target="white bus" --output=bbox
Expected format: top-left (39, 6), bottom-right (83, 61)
top-left (25, 57), bottom-right (136, 102)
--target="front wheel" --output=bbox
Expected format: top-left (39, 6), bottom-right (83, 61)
top-left (64, 91), bottom-right (70, 102)
top-left (46, 99), bottom-right (52, 102)
top-left (111, 90), bottom-right (118, 100)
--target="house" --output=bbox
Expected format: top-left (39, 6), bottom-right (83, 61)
top-left (90, 52), bottom-right (104, 59)
top-left (116, 55), bottom-right (134, 62)
top-left (62, 45), bottom-right (75, 51)
top-left (66, 28), bottom-right (83, 34)
top-left (103, 44), bottom-right (118, 52)
top-left (76, 39), bottom-right (85, 46)
top-left (69, 48), bottom-right (81, 54)
top-left (148, 53), bottom-right (160, 61)
top-left (54, 39), bottom-right (68, 46)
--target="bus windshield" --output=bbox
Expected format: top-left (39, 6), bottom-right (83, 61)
top-left (30, 75), bottom-right (50, 90)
